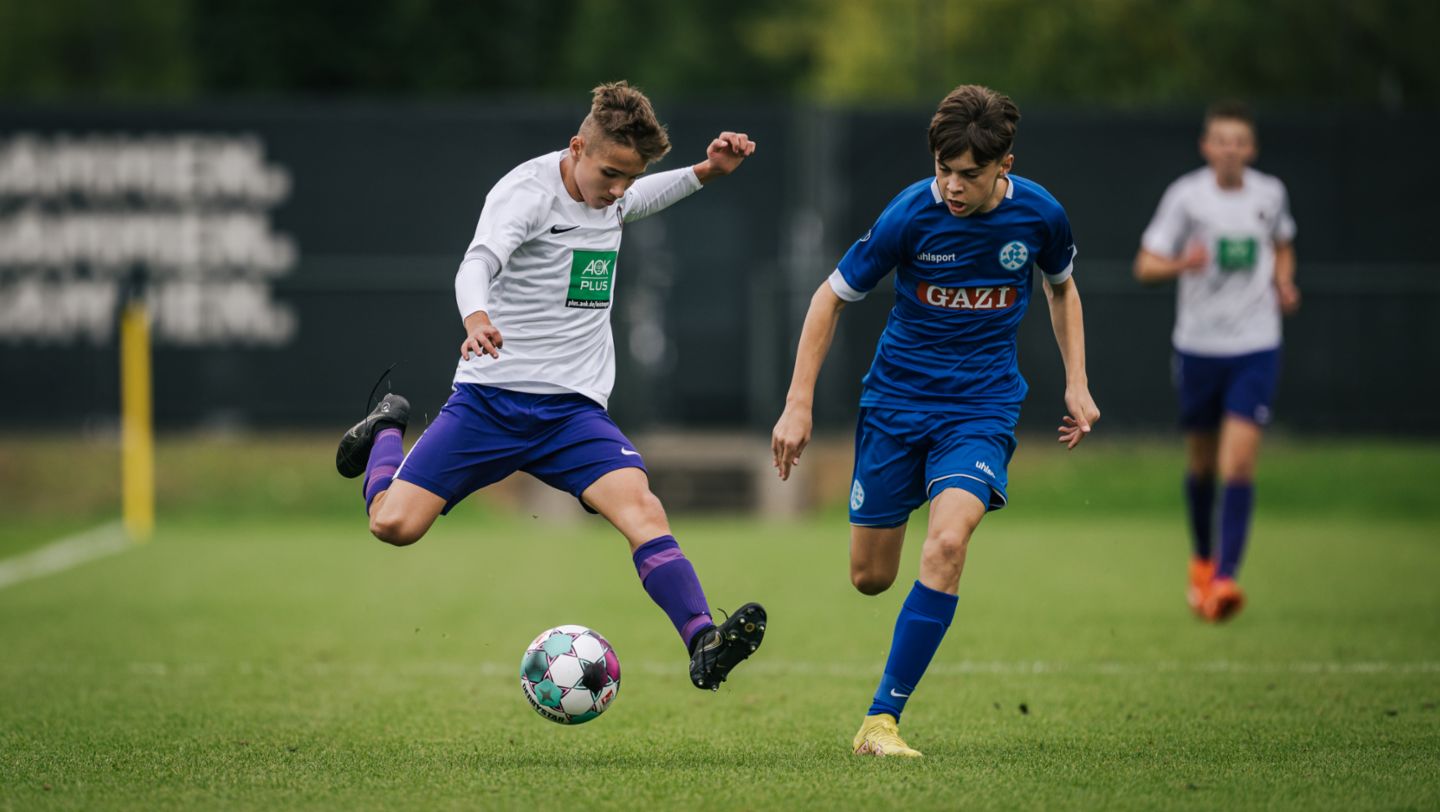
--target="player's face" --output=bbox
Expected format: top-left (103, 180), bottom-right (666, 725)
top-left (934, 150), bottom-right (1014, 217)
top-left (566, 136), bottom-right (648, 209)
top-left (1200, 118), bottom-right (1257, 184)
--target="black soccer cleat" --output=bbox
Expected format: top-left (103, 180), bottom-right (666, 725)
top-left (689, 602), bottom-right (767, 691)
top-left (335, 392), bottom-right (410, 478)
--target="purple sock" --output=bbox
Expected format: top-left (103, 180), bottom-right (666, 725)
top-left (363, 427), bottom-right (404, 511)
top-left (1216, 481), bottom-right (1254, 580)
top-left (1184, 474), bottom-right (1216, 560)
top-left (632, 536), bottom-right (713, 650)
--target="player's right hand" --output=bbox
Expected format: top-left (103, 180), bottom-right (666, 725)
top-left (771, 407), bottom-right (813, 481)
top-left (461, 312), bottom-right (503, 360)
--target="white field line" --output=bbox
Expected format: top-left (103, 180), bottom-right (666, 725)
top-left (0, 521), bottom-right (131, 591)
top-left (1, 659), bottom-right (1429, 680)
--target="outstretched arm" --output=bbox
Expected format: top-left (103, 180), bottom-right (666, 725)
top-left (624, 132), bottom-right (756, 223)
top-left (1043, 277), bottom-right (1100, 449)
top-left (692, 131), bottom-right (755, 184)
top-left (771, 282), bottom-right (847, 480)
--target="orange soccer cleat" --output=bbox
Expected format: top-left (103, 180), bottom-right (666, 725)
top-left (1201, 577), bottom-right (1246, 623)
top-left (1187, 558), bottom-right (1215, 616)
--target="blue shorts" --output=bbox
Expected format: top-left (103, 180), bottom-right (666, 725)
top-left (848, 407), bottom-right (1017, 528)
top-left (395, 384), bottom-right (646, 514)
top-left (1174, 348), bottom-right (1280, 430)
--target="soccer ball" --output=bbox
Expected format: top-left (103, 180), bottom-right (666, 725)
top-left (519, 625), bottom-right (621, 724)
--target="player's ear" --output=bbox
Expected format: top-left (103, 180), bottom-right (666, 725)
top-left (569, 135), bottom-right (585, 160)
top-left (1000, 153), bottom-right (1015, 176)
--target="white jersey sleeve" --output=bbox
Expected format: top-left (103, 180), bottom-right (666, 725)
top-left (621, 167), bottom-right (702, 223)
top-left (455, 246), bottom-right (500, 320)
top-left (469, 172), bottom-right (549, 267)
top-left (1141, 177), bottom-right (1193, 257)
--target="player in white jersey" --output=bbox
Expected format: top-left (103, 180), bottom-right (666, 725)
top-left (1134, 101), bottom-right (1299, 622)
top-left (334, 82), bottom-right (768, 691)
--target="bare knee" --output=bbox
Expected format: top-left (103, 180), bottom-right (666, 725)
top-left (610, 488), bottom-right (669, 541)
top-left (920, 528), bottom-right (970, 571)
top-left (369, 513), bottom-right (422, 547)
top-left (635, 489), bottom-right (667, 525)
top-left (851, 567), bottom-right (896, 596)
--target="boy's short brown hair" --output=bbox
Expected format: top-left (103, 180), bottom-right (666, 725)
top-left (580, 81), bottom-right (672, 163)
top-left (928, 84), bottom-right (1021, 167)
top-left (1202, 99), bottom-right (1256, 137)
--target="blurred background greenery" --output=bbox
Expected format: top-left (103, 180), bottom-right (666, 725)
top-left (2, 0), bottom-right (1437, 106)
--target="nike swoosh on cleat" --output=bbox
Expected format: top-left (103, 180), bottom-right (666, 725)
top-left (889, 689), bottom-right (910, 698)
top-left (550, 224), bottom-right (580, 234)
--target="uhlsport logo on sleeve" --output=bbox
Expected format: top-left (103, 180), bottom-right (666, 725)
top-left (567, 250), bottom-right (617, 309)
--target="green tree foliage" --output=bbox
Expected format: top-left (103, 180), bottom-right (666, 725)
top-left (751, 0), bottom-right (1440, 107)
top-left (0, 0), bottom-right (194, 100)
top-left (0, 0), bottom-right (1435, 106)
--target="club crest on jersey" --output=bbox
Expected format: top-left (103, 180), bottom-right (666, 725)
top-left (998, 241), bottom-right (1029, 271)
top-left (917, 283), bottom-right (1016, 311)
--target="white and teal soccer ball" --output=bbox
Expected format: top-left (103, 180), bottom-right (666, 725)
top-left (519, 625), bottom-right (621, 725)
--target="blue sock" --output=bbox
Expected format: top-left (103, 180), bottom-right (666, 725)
top-left (1216, 481), bottom-right (1254, 580)
top-left (867, 581), bottom-right (958, 721)
top-left (632, 536), bottom-right (713, 650)
top-left (364, 427), bottom-right (404, 511)
top-left (1184, 474), bottom-right (1216, 560)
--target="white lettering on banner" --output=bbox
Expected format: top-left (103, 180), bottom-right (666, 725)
top-left (0, 278), bottom-right (116, 344)
top-left (0, 134), bottom-right (289, 203)
top-left (917, 283), bottom-right (1016, 311)
top-left (0, 132), bottom-right (298, 347)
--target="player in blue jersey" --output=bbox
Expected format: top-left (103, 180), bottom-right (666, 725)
top-left (1134, 101), bottom-right (1298, 623)
top-left (772, 85), bottom-right (1100, 757)
top-left (333, 82), bottom-right (766, 692)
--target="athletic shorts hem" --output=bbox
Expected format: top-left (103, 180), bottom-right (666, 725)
top-left (393, 469), bottom-right (462, 514)
top-left (849, 518), bottom-right (910, 529)
top-left (927, 472), bottom-right (1007, 511)
top-left (562, 458), bottom-right (647, 515)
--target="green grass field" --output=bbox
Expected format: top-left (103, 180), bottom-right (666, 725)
top-left (2, 436), bottom-right (1438, 810)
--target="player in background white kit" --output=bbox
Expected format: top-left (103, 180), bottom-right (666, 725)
top-left (1134, 101), bottom-right (1299, 623)
top-left (335, 82), bottom-right (768, 690)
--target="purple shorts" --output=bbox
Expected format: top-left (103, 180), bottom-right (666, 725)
top-left (395, 384), bottom-right (646, 514)
top-left (1174, 348), bottom-right (1280, 430)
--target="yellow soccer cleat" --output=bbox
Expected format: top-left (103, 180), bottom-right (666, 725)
top-left (852, 713), bottom-right (923, 757)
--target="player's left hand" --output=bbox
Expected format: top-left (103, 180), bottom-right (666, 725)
top-left (1058, 387), bottom-right (1100, 450)
top-left (1277, 280), bottom-right (1301, 315)
top-left (693, 132), bottom-right (755, 183)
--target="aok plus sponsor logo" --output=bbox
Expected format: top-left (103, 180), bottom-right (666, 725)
top-left (916, 282), bottom-right (1016, 311)
top-left (566, 250), bottom-right (616, 309)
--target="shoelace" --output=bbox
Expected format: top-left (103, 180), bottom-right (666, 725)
top-left (363, 363), bottom-right (398, 414)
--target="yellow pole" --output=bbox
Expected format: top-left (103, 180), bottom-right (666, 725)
top-left (120, 300), bottom-right (155, 542)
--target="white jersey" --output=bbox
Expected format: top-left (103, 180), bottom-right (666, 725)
top-left (453, 150), bottom-right (702, 407)
top-left (1142, 167), bottom-right (1297, 356)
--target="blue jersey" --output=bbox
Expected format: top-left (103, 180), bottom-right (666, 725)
top-left (830, 174), bottom-right (1076, 423)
